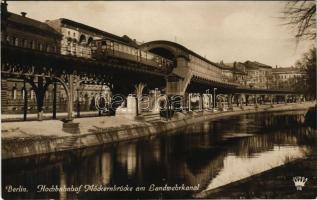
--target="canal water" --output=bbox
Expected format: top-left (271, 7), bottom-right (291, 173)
top-left (2, 110), bottom-right (316, 199)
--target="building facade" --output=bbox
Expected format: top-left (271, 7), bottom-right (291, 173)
top-left (219, 61), bottom-right (247, 86)
top-left (244, 61), bottom-right (273, 89)
top-left (271, 66), bottom-right (306, 89)
top-left (1, 5), bottom-right (113, 114)
top-left (46, 19), bottom-right (138, 58)
top-left (2, 10), bottom-right (62, 54)
top-left (1, 5), bottom-right (63, 114)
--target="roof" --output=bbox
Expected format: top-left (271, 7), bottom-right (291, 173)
top-left (93, 35), bottom-right (139, 48)
top-left (272, 67), bottom-right (304, 73)
top-left (218, 62), bottom-right (233, 70)
top-left (52, 18), bottom-right (133, 44)
top-left (244, 60), bottom-right (273, 69)
top-left (141, 40), bottom-right (222, 68)
top-left (218, 61), bottom-right (247, 75)
top-left (6, 12), bottom-right (62, 38)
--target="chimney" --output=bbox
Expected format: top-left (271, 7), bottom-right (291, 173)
top-left (21, 12), bottom-right (27, 17)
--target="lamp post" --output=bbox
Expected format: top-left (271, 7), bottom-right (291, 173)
top-left (213, 88), bottom-right (217, 111)
top-left (154, 88), bottom-right (158, 111)
top-left (77, 88), bottom-right (80, 117)
top-left (23, 80), bottom-right (27, 121)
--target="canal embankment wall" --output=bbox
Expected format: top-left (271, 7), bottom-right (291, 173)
top-left (2, 102), bottom-right (315, 160)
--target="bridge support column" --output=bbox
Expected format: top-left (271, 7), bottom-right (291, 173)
top-left (209, 94), bottom-right (213, 110)
top-left (61, 74), bottom-right (80, 134)
top-left (67, 74), bottom-right (74, 121)
top-left (284, 94), bottom-right (288, 105)
top-left (239, 94), bottom-right (244, 110)
top-left (270, 95), bottom-right (274, 108)
top-left (204, 93), bottom-right (212, 111)
top-left (235, 94), bottom-right (239, 107)
top-left (227, 94), bottom-right (233, 111)
top-left (245, 94), bottom-right (249, 106)
top-left (298, 95), bottom-right (302, 104)
top-left (52, 82), bottom-right (57, 119)
top-left (255, 95), bottom-right (259, 109)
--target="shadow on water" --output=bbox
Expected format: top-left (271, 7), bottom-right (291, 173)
top-left (2, 110), bottom-right (316, 199)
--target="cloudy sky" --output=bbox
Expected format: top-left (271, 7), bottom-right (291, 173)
top-left (7, 1), bottom-right (315, 67)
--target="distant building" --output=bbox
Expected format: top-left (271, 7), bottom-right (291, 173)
top-left (219, 61), bottom-right (248, 87)
top-left (272, 66), bottom-right (306, 89)
top-left (219, 61), bottom-right (234, 82)
top-left (244, 61), bottom-right (273, 89)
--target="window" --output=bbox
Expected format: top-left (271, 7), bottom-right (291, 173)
top-left (21, 89), bottom-right (25, 99)
top-left (47, 45), bottom-right (51, 52)
top-left (68, 31), bottom-right (70, 36)
top-left (73, 32), bottom-right (76, 37)
top-left (79, 34), bottom-right (86, 43)
top-left (87, 37), bottom-right (93, 46)
top-left (30, 90), bottom-right (34, 100)
top-left (67, 39), bottom-right (71, 46)
top-left (12, 87), bottom-right (17, 100)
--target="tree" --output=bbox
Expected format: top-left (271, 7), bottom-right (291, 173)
top-left (294, 47), bottom-right (316, 99)
top-left (282, 1), bottom-right (316, 41)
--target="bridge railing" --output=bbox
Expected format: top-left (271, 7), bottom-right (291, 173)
top-left (60, 46), bottom-right (92, 58)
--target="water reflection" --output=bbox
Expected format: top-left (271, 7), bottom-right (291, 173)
top-left (204, 145), bottom-right (309, 191)
top-left (59, 164), bottom-right (67, 200)
top-left (2, 110), bottom-right (316, 199)
top-left (101, 152), bottom-right (112, 185)
top-left (117, 143), bottom-right (137, 177)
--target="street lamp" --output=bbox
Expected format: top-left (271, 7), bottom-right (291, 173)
top-left (213, 88), bottom-right (217, 111)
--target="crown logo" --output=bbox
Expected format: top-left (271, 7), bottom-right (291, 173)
top-left (293, 176), bottom-right (308, 191)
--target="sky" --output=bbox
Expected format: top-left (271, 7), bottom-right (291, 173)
top-left (7, 1), bottom-right (316, 67)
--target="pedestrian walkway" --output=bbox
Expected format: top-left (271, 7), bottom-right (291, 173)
top-left (2, 115), bottom-right (143, 140)
top-left (1, 102), bottom-right (314, 142)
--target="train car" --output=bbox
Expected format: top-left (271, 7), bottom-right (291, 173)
top-left (91, 38), bottom-right (174, 69)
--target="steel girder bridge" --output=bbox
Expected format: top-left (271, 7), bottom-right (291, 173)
top-left (1, 42), bottom-right (299, 121)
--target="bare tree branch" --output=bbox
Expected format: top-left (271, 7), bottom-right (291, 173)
top-left (282, 1), bottom-right (316, 41)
